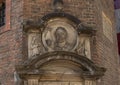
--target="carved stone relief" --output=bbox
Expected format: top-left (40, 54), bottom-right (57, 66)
top-left (27, 18), bottom-right (91, 59)
top-left (42, 18), bottom-right (78, 51)
top-left (28, 29), bottom-right (44, 58)
top-left (76, 34), bottom-right (91, 59)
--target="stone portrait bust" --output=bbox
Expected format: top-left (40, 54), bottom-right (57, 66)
top-left (54, 27), bottom-right (70, 50)
top-left (42, 22), bottom-right (78, 52)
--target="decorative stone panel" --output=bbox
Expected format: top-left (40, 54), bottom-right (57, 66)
top-left (24, 13), bottom-right (95, 59)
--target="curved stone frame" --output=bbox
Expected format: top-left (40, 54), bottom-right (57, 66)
top-left (42, 18), bottom-right (79, 52)
top-left (23, 12), bottom-right (96, 35)
top-left (16, 51), bottom-right (106, 85)
top-left (41, 13), bottom-right (96, 35)
top-left (17, 51), bottom-right (105, 77)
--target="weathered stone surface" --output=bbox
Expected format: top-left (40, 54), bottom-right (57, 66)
top-left (0, 0), bottom-right (119, 85)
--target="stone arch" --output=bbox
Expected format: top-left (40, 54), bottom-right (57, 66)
top-left (15, 51), bottom-right (106, 85)
top-left (40, 12), bottom-right (81, 25)
top-left (39, 59), bottom-right (85, 82)
top-left (16, 51), bottom-right (106, 80)
top-left (23, 12), bottom-right (95, 35)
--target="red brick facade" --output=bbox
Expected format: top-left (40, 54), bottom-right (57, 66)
top-left (0, 0), bottom-right (11, 33)
top-left (0, 0), bottom-right (119, 85)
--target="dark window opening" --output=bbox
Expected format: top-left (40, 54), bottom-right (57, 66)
top-left (0, 2), bottom-right (5, 27)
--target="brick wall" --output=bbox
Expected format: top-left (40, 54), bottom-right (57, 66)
top-left (0, 0), bottom-right (119, 85)
top-left (23, 0), bottom-right (96, 27)
top-left (93, 0), bottom-right (120, 85)
top-left (0, 0), bottom-right (23, 84)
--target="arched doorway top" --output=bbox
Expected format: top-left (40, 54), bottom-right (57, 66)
top-left (16, 51), bottom-right (106, 79)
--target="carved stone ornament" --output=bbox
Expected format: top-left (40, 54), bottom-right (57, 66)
top-left (28, 29), bottom-right (44, 58)
top-left (23, 13), bottom-right (96, 59)
top-left (18, 13), bottom-right (105, 85)
top-left (42, 18), bottom-right (78, 52)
